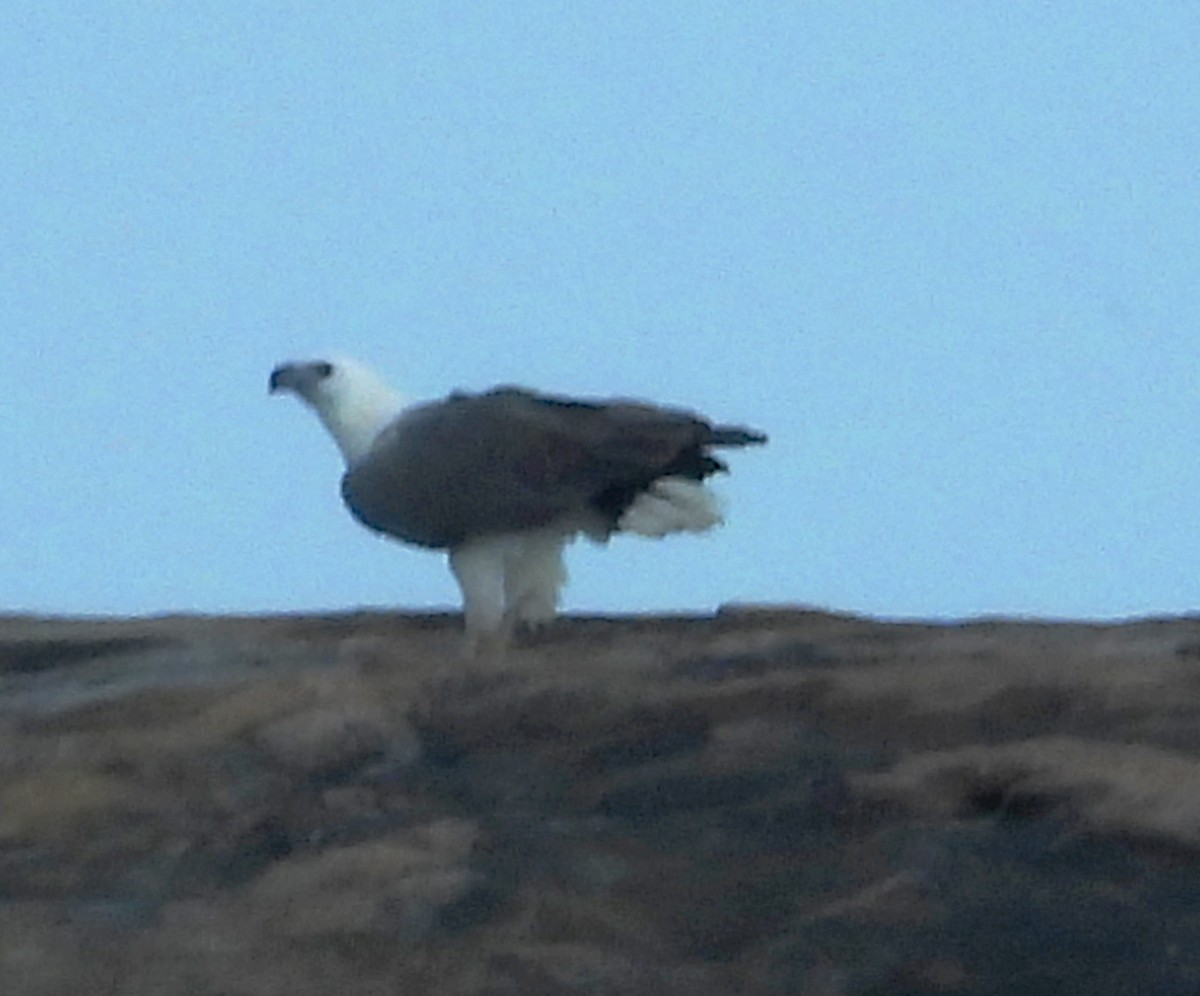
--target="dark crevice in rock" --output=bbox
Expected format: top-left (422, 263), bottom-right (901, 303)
top-left (0, 635), bottom-right (178, 673)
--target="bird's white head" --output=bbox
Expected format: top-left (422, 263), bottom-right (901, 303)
top-left (269, 357), bottom-right (406, 466)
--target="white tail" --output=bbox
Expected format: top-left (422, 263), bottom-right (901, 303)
top-left (617, 477), bottom-right (724, 537)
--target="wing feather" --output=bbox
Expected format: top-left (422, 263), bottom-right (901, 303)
top-left (341, 387), bottom-right (764, 548)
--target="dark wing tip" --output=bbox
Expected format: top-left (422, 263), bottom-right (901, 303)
top-left (710, 425), bottom-right (768, 447)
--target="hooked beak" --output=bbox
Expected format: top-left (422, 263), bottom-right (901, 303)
top-left (268, 363), bottom-right (301, 394)
top-left (269, 361), bottom-right (333, 396)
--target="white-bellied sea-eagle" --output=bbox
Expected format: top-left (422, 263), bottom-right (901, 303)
top-left (269, 357), bottom-right (766, 654)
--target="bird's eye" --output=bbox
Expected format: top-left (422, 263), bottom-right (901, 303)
top-left (315, 362), bottom-right (334, 379)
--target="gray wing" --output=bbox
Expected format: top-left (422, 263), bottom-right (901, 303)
top-left (341, 388), bottom-right (766, 549)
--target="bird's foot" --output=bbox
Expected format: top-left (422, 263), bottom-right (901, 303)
top-left (512, 616), bottom-right (560, 647)
top-left (463, 620), bottom-right (514, 661)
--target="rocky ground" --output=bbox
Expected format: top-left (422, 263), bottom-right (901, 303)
top-left (3, 606), bottom-right (1200, 994)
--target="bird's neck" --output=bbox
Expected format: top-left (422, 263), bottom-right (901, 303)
top-left (318, 390), bottom-right (406, 466)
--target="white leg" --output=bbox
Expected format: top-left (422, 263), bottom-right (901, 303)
top-left (503, 532), bottom-right (569, 629)
top-left (448, 540), bottom-right (511, 657)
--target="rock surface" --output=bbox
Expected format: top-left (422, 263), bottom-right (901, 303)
top-left (3, 607), bottom-right (1200, 994)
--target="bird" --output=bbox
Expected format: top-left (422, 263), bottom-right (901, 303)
top-left (269, 357), bottom-right (766, 655)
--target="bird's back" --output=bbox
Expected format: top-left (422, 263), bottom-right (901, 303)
top-left (340, 387), bottom-right (766, 549)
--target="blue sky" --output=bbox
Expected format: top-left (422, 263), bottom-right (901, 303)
top-left (3, 3), bottom-right (1197, 621)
